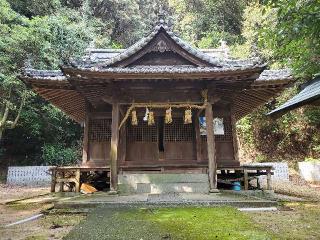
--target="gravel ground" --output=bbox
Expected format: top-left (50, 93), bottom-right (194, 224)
top-left (257, 175), bottom-right (320, 201)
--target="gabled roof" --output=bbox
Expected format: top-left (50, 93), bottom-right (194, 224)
top-left (99, 20), bottom-right (219, 67)
top-left (268, 76), bottom-right (320, 116)
top-left (20, 17), bottom-right (294, 123)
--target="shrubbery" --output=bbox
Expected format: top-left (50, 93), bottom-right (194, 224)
top-left (42, 143), bottom-right (80, 166)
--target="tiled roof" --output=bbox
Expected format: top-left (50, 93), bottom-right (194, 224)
top-left (72, 64), bottom-right (263, 74)
top-left (81, 19), bottom-right (234, 68)
top-left (268, 76), bottom-right (320, 116)
top-left (256, 69), bottom-right (292, 82)
top-left (24, 69), bottom-right (66, 81)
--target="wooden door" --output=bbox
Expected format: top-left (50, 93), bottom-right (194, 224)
top-left (164, 117), bottom-right (196, 162)
top-left (126, 118), bottom-right (159, 164)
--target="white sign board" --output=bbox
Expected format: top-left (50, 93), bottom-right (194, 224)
top-left (7, 166), bottom-right (52, 186)
top-left (199, 117), bottom-right (224, 135)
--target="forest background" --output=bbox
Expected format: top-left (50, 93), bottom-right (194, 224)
top-left (0, 0), bottom-right (319, 169)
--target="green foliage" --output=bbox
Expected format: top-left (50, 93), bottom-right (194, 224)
top-left (260, 0), bottom-right (320, 77)
top-left (169, 0), bottom-right (247, 47)
top-left (304, 157), bottom-right (320, 162)
top-left (42, 143), bottom-right (80, 166)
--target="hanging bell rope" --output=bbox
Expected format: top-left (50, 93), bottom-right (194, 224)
top-left (118, 89), bottom-right (209, 129)
top-left (165, 107), bottom-right (172, 124)
top-left (184, 108), bottom-right (192, 124)
top-left (131, 109), bottom-right (138, 126)
top-left (148, 110), bottom-right (155, 126)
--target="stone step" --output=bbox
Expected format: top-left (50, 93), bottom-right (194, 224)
top-left (150, 182), bottom-right (209, 194)
top-left (118, 173), bottom-right (209, 184)
top-left (118, 173), bottom-right (209, 194)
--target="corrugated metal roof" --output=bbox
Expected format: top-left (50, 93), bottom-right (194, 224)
top-left (268, 76), bottom-right (320, 116)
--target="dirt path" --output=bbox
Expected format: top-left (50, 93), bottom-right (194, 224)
top-left (0, 185), bottom-right (85, 240)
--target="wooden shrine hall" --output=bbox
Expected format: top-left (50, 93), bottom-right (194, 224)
top-left (21, 18), bottom-right (293, 193)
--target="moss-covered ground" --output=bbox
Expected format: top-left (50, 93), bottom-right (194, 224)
top-left (65, 203), bottom-right (320, 240)
top-left (65, 206), bottom-right (273, 240)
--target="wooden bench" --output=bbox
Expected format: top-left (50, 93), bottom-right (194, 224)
top-left (50, 166), bottom-right (110, 192)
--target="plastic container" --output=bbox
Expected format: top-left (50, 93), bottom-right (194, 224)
top-left (232, 181), bottom-right (241, 191)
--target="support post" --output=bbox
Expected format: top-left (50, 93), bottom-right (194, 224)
top-left (82, 102), bottom-right (90, 164)
top-left (205, 102), bottom-right (218, 192)
top-left (231, 105), bottom-right (239, 162)
top-left (75, 169), bottom-right (81, 193)
top-left (244, 168), bottom-right (249, 190)
top-left (194, 113), bottom-right (202, 162)
top-left (110, 102), bottom-right (120, 192)
top-left (266, 169), bottom-right (272, 190)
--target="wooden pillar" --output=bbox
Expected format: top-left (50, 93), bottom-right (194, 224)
top-left (194, 114), bottom-right (202, 162)
top-left (205, 102), bottom-right (218, 192)
top-left (231, 105), bottom-right (239, 162)
top-left (266, 169), bottom-right (272, 190)
top-left (244, 168), bottom-right (249, 190)
top-left (110, 102), bottom-right (120, 192)
top-left (82, 102), bottom-right (90, 164)
top-left (75, 169), bottom-right (81, 193)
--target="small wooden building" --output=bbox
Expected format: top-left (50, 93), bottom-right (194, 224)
top-left (21, 19), bottom-right (293, 192)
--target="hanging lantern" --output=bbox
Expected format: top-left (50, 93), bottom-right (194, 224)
top-left (148, 110), bottom-right (155, 126)
top-left (184, 108), bottom-right (192, 124)
top-left (131, 109), bottom-right (138, 126)
top-left (165, 107), bottom-right (172, 124)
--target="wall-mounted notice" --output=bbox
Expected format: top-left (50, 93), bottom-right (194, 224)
top-left (199, 117), bottom-right (224, 136)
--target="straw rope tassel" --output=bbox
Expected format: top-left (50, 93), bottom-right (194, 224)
top-left (165, 107), bottom-right (172, 124)
top-left (118, 89), bottom-right (209, 129)
top-left (184, 108), bottom-right (192, 124)
top-left (131, 109), bottom-right (138, 126)
top-left (148, 110), bottom-right (155, 125)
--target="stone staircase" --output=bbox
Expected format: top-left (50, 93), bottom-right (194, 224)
top-left (118, 173), bottom-right (209, 194)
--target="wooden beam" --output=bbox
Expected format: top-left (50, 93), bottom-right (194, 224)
top-left (110, 102), bottom-right (120, 192)
top-left (205, 102), bottom-right (218, 192)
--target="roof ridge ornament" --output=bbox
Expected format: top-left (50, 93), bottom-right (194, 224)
top-left (155, 7), bottom-right (171, 31)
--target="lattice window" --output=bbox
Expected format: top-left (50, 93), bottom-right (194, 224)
top-left (164, 117), bottom-right (194, 142)
top-left (127, 118), bottom-right (158, 142)
top-left (89, 119), bottom-right (112, 141)
top-left (201, 117), bottom-right (233, 142)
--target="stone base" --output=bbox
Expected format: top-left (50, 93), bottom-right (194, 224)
top-left (118, 173), bottom-right (209, 194)
top-left (209, 188), bottom-right (220, 193)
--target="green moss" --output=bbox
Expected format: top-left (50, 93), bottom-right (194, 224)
top-left (121, 207), bottom-right (272, 240)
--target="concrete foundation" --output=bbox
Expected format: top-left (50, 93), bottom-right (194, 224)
top-left (118, 173), bottom-right (209, 194)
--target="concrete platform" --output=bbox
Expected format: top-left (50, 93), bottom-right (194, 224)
top-left (118, 173), bottom-right (209, 194)
top-left (53, 191), bottom-right (278, 209)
